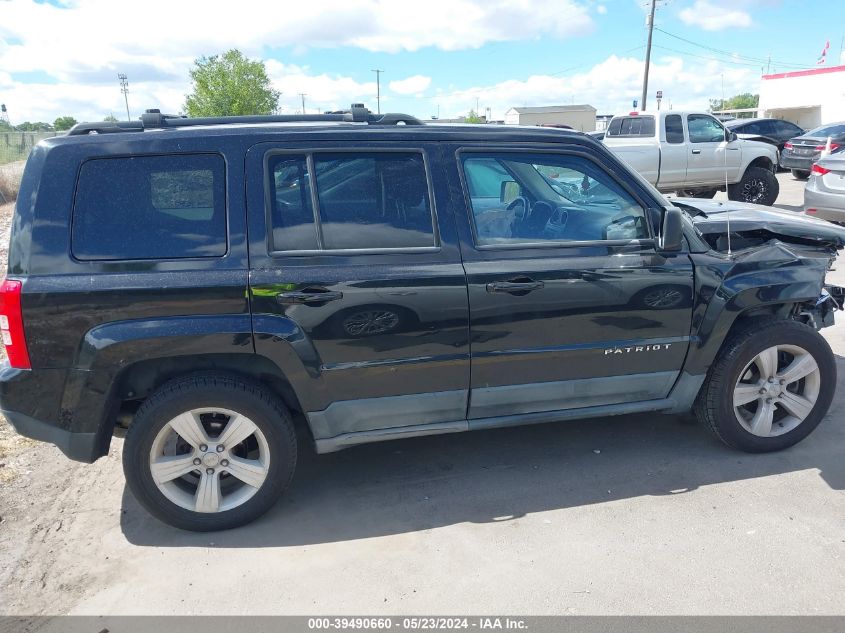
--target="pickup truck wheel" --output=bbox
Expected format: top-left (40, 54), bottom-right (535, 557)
top-left (123, 373), bottom-right (297, 531)
top-left (694, 320), bottom-right (835, 453)
top-left (727, 166), bottom-right (779, 206)
top-left (791, 169), bottom-right (810, 180)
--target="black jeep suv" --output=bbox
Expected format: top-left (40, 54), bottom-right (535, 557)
top-left (2, 106), bottom-right (843, 531)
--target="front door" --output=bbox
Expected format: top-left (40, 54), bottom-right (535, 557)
top-left (686, 113), bottom-right (742, 185)
top-left (451, 147), bottom-right (695, 419)
top-left (245, 142), bottom-right (470, 442)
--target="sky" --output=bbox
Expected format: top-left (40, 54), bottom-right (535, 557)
top-left (0, 0), bottom-right (843, 124)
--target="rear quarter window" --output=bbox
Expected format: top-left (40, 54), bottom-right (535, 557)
top-left (71, 154), bottom-right (227, 261)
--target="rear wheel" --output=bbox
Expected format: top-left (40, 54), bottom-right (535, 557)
top-left (694, 320), bottom-right (835, 452)
top-left (728, 166), bottom-right (779, 206)
top-left (123, 373), bottom-right (297, 531)
top-left (791, 169), bottom-right (811, 180)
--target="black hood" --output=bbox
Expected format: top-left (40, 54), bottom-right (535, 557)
top-left (673, 199), bottom-right (845, 249)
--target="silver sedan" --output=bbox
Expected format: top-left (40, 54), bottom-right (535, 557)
top-left (804, 152), bottom-right (845, 224)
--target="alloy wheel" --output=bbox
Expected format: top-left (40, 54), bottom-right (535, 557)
top-left (733, 344), bottom-right (820, 437)
top-left (149, 408), bottom-right (270, 513)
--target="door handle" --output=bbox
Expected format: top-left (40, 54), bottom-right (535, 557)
top-left (691, 149), bottom-right (701, 154)
top-left (486, 279), bottom-right (545, 294)
top-left (275, 288), bottom-right (343, 304)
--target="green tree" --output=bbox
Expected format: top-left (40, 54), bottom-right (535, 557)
top-left (53, 116), bottom-right (78, 131)
top-left (465, 109), bottom-right (484, 123)
top-left (709, 93), bottom-right (759, 116)
top-left (103, 114), bottom-right (119, 122)
top-left (184, 49), bottom-right (280, 117)
top-left (15, 121), bottom-right (53, 131)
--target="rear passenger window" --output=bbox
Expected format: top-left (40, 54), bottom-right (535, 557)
top-left (665, 115), bottom-right (684, 144)
top-left (72, 154), bottom-right (226, 261)
top-left (267, 151), bottom-right (437, 252)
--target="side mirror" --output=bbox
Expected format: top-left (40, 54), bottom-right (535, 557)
top-left (500, 180), bottom-right (520, 204)
top-left (726, 130), bottom-right (737, 142)
top-left (658, 207), bottom-right (683, 252)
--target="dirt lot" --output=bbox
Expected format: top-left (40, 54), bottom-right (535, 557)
top-left (1, 173), bottom-right (844, 616)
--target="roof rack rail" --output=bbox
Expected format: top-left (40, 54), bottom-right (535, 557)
top-left (67, 104), bottom-right (423, 136)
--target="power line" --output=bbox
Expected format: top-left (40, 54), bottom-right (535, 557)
top-left (651, 44), bottom-right (773, 70)
top-left (654, 27), bottom-right (811, 70)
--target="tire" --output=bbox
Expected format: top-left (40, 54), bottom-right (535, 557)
top-left (791, 169), bottom-right (811, 180)
top-left (694, 320), bottom-right (835, 453)
top-left (676, 189), bottom-right (718, 199)
top-left (123, 373), bottom-right (297, 531)
top-left (727, 166), bottom-right (779, 206)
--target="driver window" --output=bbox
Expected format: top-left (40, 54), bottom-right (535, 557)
top-left (461, 153), bottom-right (648, 246)
top-left (688, 115), bottom-right (727, 143)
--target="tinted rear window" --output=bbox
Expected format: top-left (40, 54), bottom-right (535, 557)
top-left (808, 124), bottom-right (845, 138)
top-left (607, 116), bottom-right (656, 137)
top-left (665, 114), bottom-right (684, 143)
top-left (72, 154), bottom-right (226, 261)
top-left (267, 151), bottom-right (436, 252)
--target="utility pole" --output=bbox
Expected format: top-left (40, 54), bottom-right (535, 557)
top-left (372, 69), bottom-right (384, 114)
top-left (299, 93), bottom-right (307, 114)
top-left (640, 0), bottom-right (657, 112)
top-left (118, 73), bottom-right (130, 121)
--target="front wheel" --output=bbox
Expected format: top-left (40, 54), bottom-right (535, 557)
top-left (694, 320), bottom-right (835, 452)
top-left (123, 373), bottom-right (297, 531)
top-left (676, 188), bottom-right (718, 199)
top-left (727, 166), bottom-right (779, 206)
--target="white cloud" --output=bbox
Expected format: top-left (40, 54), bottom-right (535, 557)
top-left (432, 54), bottom-right (757, 123)
top-left (596, 5), bottom-right (607, 14)
top-left (389, 75), bottom-right (432, 95)
top-left (679, 0), bottom-right (753, 31)
top-left (0, 0), bottom-right (594, 122)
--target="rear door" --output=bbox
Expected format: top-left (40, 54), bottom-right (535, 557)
top-left (245, 141), bottom-right (470, 441)
top-left (449, 144), bottom-right (694, 420)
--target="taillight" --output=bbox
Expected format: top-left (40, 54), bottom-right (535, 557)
top-left (812, 164), bottom-right (831, 176)
top-left (814, 143), bottom-right (840, 151)
top-left (806, 208), bottom-right (817, 214)
top-left (784, 142), bottom-right (793, 149)
top-left (0, 279), bottom-right (31, 369)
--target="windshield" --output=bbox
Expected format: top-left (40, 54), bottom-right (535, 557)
top-left (807, 123), bottom-right (845, 137)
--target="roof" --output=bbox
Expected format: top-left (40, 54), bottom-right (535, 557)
top-left (507, 105), bottom-right (596, 114)
top-left (46, 120), bottom-right (598, 150)
top-left (762, 64), bottom-right (845, 81)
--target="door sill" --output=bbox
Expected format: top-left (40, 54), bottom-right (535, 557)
top-left (314, 398), bottom-right (673, 453)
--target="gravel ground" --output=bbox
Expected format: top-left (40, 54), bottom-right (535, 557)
top-left (2, 172), bottom-right (844, 617)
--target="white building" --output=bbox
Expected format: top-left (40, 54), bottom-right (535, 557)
top-left (758, 64), bottom-right (845, 129)
top-left (504, 105), bottom-right (597, 131)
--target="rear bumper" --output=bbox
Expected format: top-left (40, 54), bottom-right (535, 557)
top-left (779, 154), bottom-right (815, 171)
top-left (0, 364), bottom-right (109, 463)
top-left (1, 408), bottom-right (100, 462)
top-left (804, 182), bottom-right (845, 223)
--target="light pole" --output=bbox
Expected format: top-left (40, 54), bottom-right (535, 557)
top-left (640, 0), bottom-right (656, 111)
top-left (299, 93), bottom-right (307, 114)
top-left (118, 73), bottom-right (130, 120)
top-left (372, 69), bottom-right (384, 114)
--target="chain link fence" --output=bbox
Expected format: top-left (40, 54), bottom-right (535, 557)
top-left (0, 131), bottom-right (61, 165)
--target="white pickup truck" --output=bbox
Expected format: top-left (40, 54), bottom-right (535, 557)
top-left (603, 111), bottom-right (780, 206)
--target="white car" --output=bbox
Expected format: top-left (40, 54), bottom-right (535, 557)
top-left (603, 111), bottom-right (780, 205)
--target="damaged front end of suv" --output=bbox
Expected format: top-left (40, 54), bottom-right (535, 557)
top-left (675, 198), bottom-right (845, 338)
